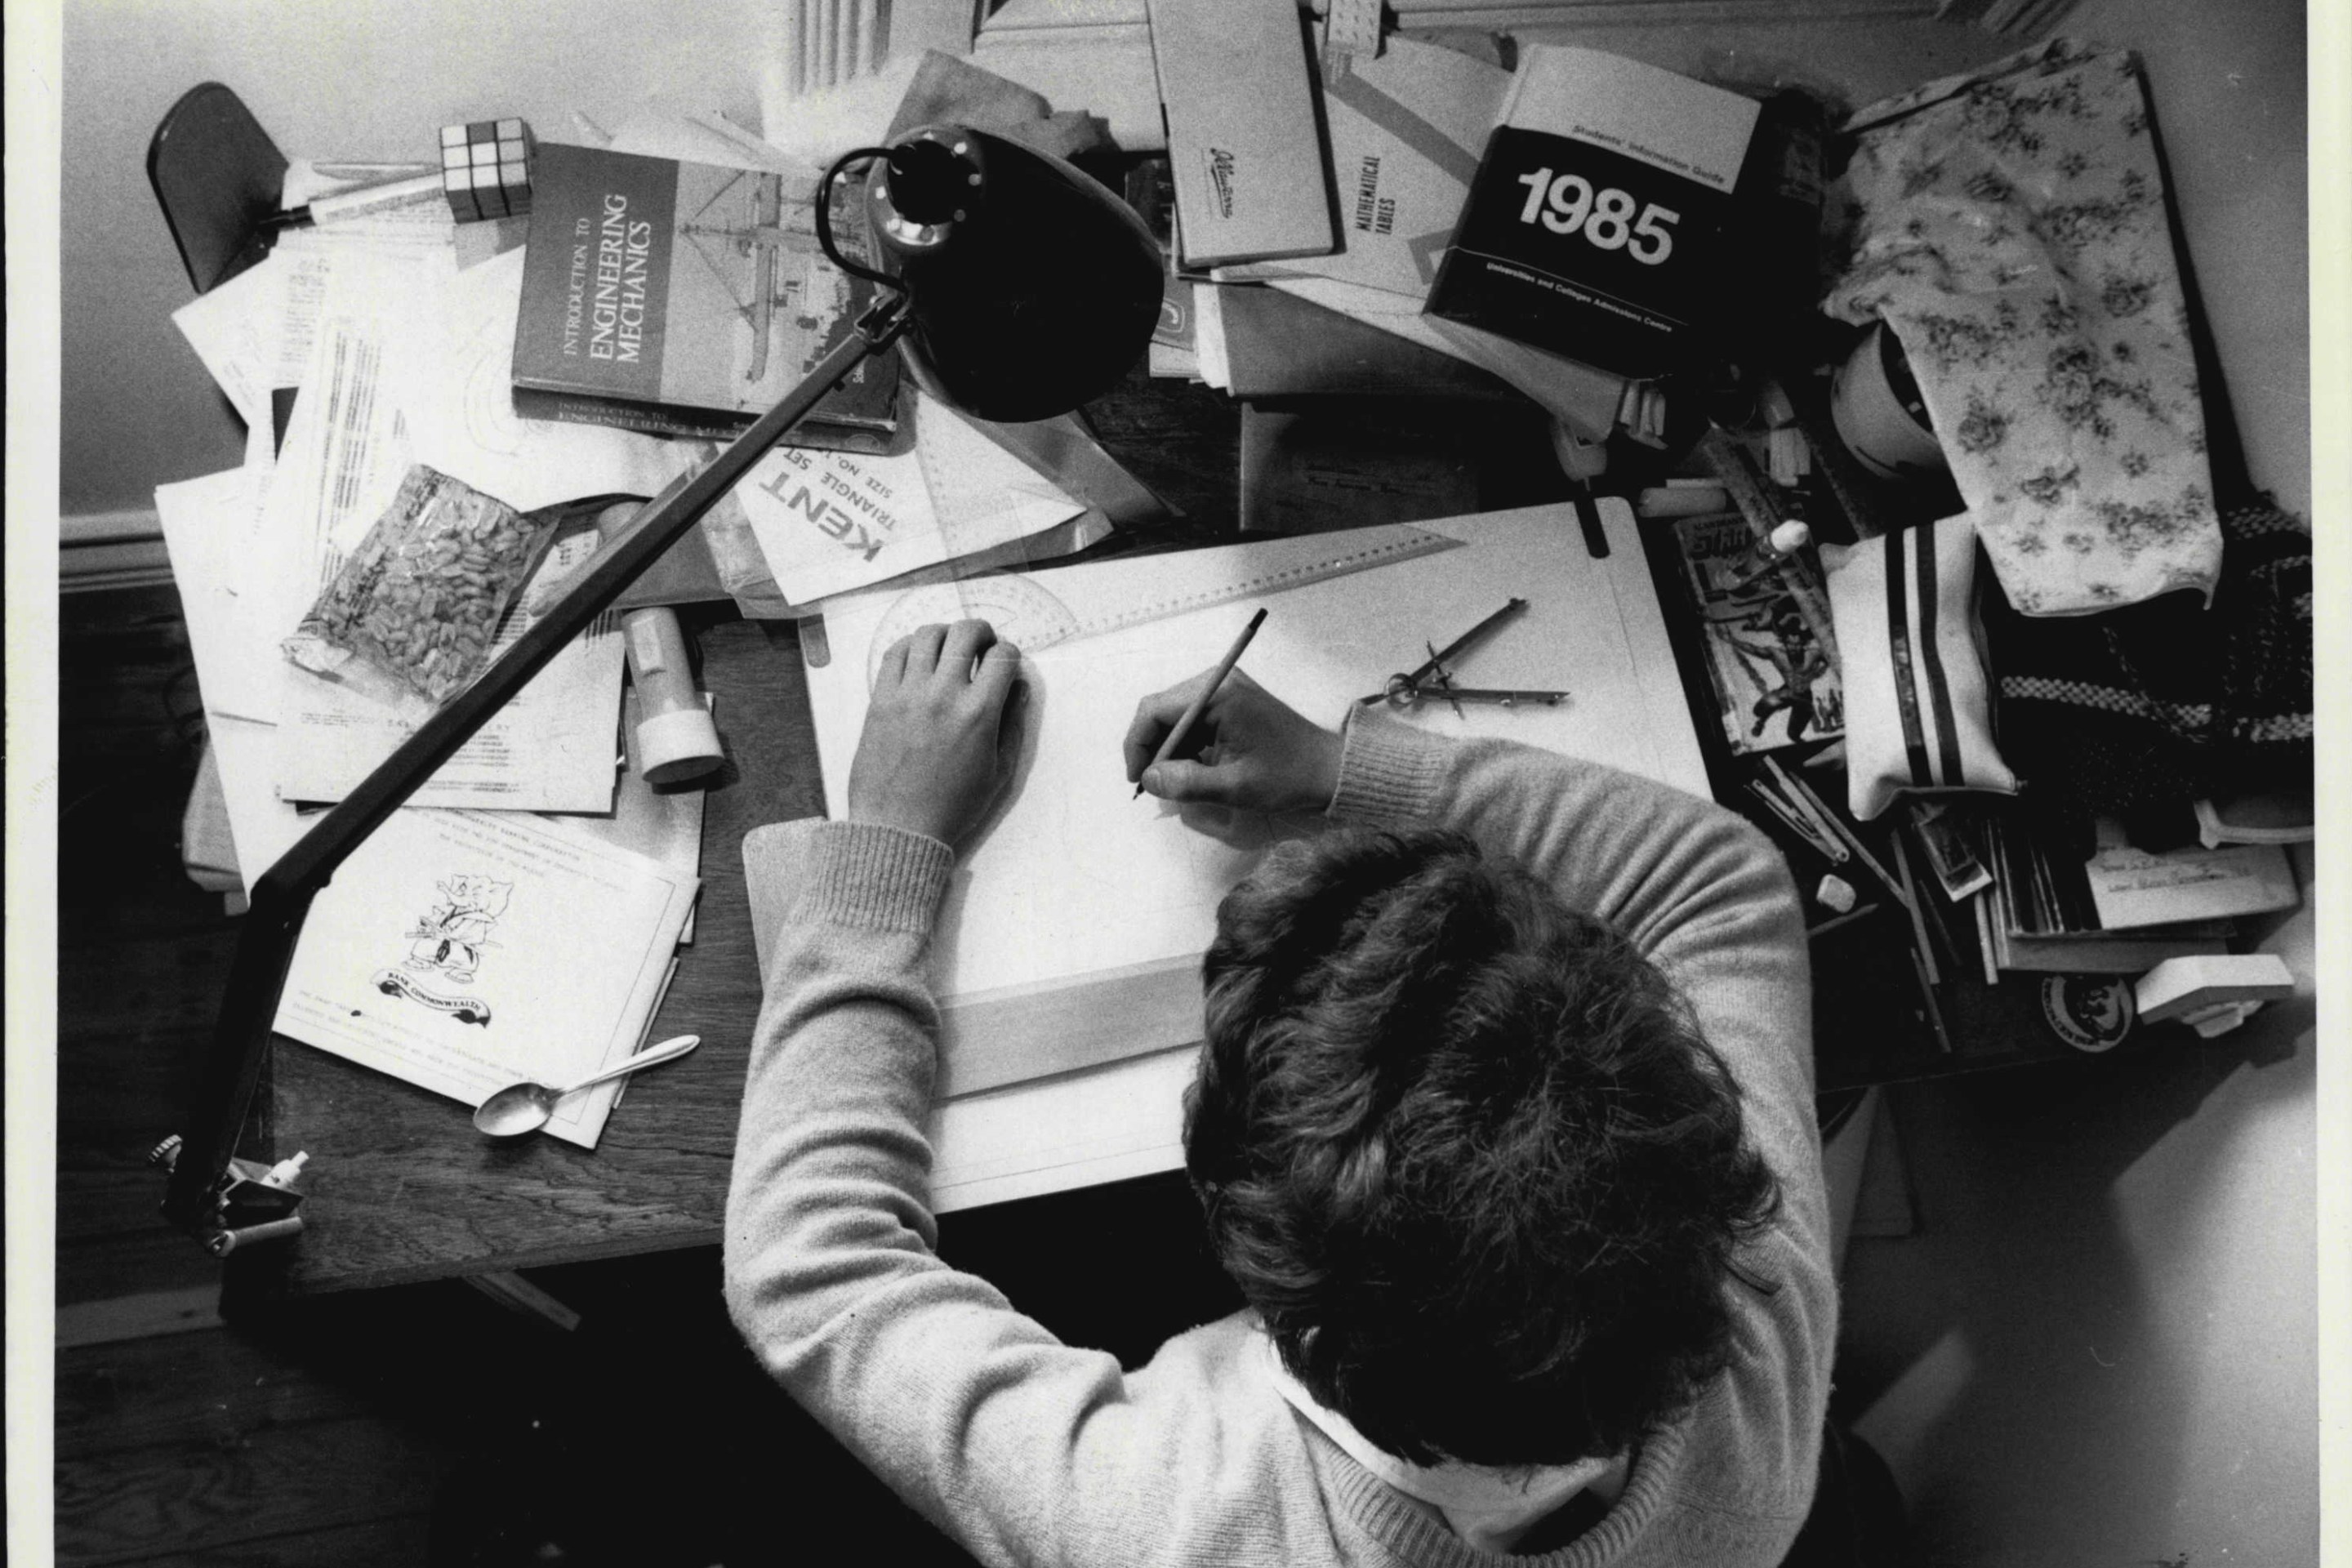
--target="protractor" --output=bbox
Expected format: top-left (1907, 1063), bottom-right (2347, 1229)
top-left (863, 573), bottom-right (1085, 688)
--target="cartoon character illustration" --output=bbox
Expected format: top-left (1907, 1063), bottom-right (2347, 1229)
top-left (1732, 608), bottom-right (1839, 744)
top-left (403, 874), bottom-right (512, 985)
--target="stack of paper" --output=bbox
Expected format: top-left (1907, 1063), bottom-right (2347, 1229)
top-left (735, 390), bottom-right (1087, 604)
top-left (159, 160), bottom-right (712, 1147)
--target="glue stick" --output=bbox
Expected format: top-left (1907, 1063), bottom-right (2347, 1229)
top-left (624, 607), bottom-right (724, 785)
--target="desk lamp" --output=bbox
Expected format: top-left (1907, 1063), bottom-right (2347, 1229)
top-left (158, 126), bottom-right (1164, 1252)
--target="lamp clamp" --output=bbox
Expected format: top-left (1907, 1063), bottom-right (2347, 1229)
top-left (149, 1134), bottom-right (308, 1257)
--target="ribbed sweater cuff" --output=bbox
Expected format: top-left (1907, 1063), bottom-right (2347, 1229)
top-left (1328, 709), bottom-right (1446, 825)
top-left (795, 822), bottom-right (956, 933)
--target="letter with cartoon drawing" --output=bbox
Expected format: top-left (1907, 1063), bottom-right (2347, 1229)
top-left (405, 873), bottom-right (513, 984)
top-left (274, 808), bottom-right (700, 1147)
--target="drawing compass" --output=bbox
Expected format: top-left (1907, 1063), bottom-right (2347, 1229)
top-left (1362, 598), bottom-right (1570, 715)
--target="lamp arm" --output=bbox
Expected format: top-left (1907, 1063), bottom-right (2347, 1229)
top-left (163, 292), bottom-right (911, 1235)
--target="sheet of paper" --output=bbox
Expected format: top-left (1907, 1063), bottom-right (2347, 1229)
top-left (156, 468), bottom-right (282, 723)
top-left (389, 248), bottom-right (695, 513)
top-left (564, 692), bottom-right (711, 943)
top-left (2085, 834), bottom-right (2300, 931)
top-left (254, 257), bottom-right (444, 633)
top-left (274, 807), bottom-right (698, 1148)
top-left (608, 109), bottom-right (802, 172)
top-left (256, 267), bottom-right (629, 812)
top-left (171, 260), bottom-right (279, 428)
top-left (738, 391), bottom-right (1084, 602)
top-left (156, 470), bottom-right (316, 883)
top-left (272, 528), bottom-right (627, 811)
top-left (804, 504), bottom-right (1705, 1005)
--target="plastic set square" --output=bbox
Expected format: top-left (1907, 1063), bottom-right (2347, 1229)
top-left (440, 118), bottom-right (534, 220)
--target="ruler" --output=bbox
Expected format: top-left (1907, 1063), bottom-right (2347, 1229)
top-left (850, 523), bottom-right (1463, 680)
top-left (1051, 523), bottom-right (1462, 644)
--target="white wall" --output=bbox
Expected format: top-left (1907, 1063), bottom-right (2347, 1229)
top-left (60, 0), bottom-right (778, 515)
top-left (2064, 0), bottom-right (2310, 514)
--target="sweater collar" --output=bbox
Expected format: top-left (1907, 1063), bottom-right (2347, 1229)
top-left (1258, 1333), bottom-right (1633, 1556)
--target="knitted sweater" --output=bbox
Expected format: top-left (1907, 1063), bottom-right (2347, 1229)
top-left (724, 715), bottom-right (1835, 1567)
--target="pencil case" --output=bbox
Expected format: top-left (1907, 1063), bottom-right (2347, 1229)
top-left (283, 465), bottom-right (560, 710)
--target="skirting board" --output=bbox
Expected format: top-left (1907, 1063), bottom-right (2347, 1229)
top-left (1397, 2), bottom-right (1937, 23)
top-left (62, 509), bottom-right (173, 594)
top-left (987, 0), bottom-right (1942, 20)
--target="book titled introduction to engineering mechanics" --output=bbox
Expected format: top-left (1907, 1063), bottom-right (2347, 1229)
top-left (512, 142), bottom-right (899, 449)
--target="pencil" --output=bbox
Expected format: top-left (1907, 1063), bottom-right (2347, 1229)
top-left (1889, 831), bottom-right (1940, 987)
top-left (1136, 608), bottom-right (1267, 798)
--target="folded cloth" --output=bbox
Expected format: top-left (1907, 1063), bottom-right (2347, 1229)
top-left (1985, 495), bottom-right (2310, 823)
top-left (884, 49), bottom-right (1116, 164)
top-left (1824, 39), bottom-right (2222, 617)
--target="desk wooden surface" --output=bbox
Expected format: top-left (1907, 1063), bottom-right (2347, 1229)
top-left (232, 377), bottom-right (2194, 1298)
top-left (244, 617), bottom-right (817, 1295)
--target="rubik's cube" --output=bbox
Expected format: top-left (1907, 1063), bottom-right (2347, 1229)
top-left (440, 118), bottom-right (535, 221)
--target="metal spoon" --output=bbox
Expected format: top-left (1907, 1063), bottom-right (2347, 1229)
top-left (472, 1033), bottom-right (702, 1138)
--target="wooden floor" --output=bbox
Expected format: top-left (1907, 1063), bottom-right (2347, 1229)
top-left (52, 581), bottom-right (1241, 1565)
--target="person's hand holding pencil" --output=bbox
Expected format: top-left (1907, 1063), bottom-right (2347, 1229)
top-left (1125, 611), bottom-right (1343, 813)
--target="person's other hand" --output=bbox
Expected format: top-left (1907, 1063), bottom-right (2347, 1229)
top-left (1124, 667), bottom-right (1342, 813)
top-left (849, 620), bottom-right (1026, 845)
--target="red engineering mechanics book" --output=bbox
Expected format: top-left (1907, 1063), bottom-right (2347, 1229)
top-left (511, 141), bottom-right (900, 452)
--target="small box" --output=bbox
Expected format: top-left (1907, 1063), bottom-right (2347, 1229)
top-left (441, 118), bottom-right (535, 222)
top-left (2134, 954), bottom-right (2296, 1026)
top-left (1147, 0), bottom-right (1334, 269)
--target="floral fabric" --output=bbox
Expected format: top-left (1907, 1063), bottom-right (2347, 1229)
top-left (1824, 40), bottom-right (2221, 617)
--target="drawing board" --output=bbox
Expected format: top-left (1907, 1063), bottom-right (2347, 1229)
top-left (800, 499), bottom-right (1705, 1210)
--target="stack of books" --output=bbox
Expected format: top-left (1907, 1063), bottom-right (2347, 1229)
top-left (1966, 807), bottom-right (2297, 976)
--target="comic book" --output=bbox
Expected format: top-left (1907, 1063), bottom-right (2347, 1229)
top-left (1671, 510), bottom-right (1844, 752)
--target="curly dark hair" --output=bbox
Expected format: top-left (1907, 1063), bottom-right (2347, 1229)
top-left (1184, 826), bottom-right (1780, 1468)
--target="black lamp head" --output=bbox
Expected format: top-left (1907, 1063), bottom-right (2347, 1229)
top-left (858, 125), bottom-right (1164, 423)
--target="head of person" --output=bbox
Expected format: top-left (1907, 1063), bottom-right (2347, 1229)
top-left (1184, 826), bottom-right (1779, 1469)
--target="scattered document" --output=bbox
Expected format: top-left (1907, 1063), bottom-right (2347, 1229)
top-left (390, 248), bottom-right (696, 513)
top-left (272, 528), bottom-right (627, 811)
top-left (2084, 830), bottom-right (2300, 931)
top-left (274, 807), bottom-right (698, 1148)
top-left (738, 391), bottom-right (1085, 603)
top-left (171, 260), bottom-right (282, 430)
top-left (156, 470), bottom-right (315, 881)
top-left (257, 288), bottom-right (630, 812)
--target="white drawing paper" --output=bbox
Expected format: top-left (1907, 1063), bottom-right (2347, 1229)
top-left (804, 504), bottom-right (1706, 1016)
top-left (738, 391), bottom-right (1085, 604)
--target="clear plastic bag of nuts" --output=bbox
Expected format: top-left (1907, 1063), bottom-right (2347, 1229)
top-left (283, 466), bottom-right (562, 710)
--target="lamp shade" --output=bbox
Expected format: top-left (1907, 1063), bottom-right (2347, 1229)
top-left (862, 126), bottom-right (1164, 422)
